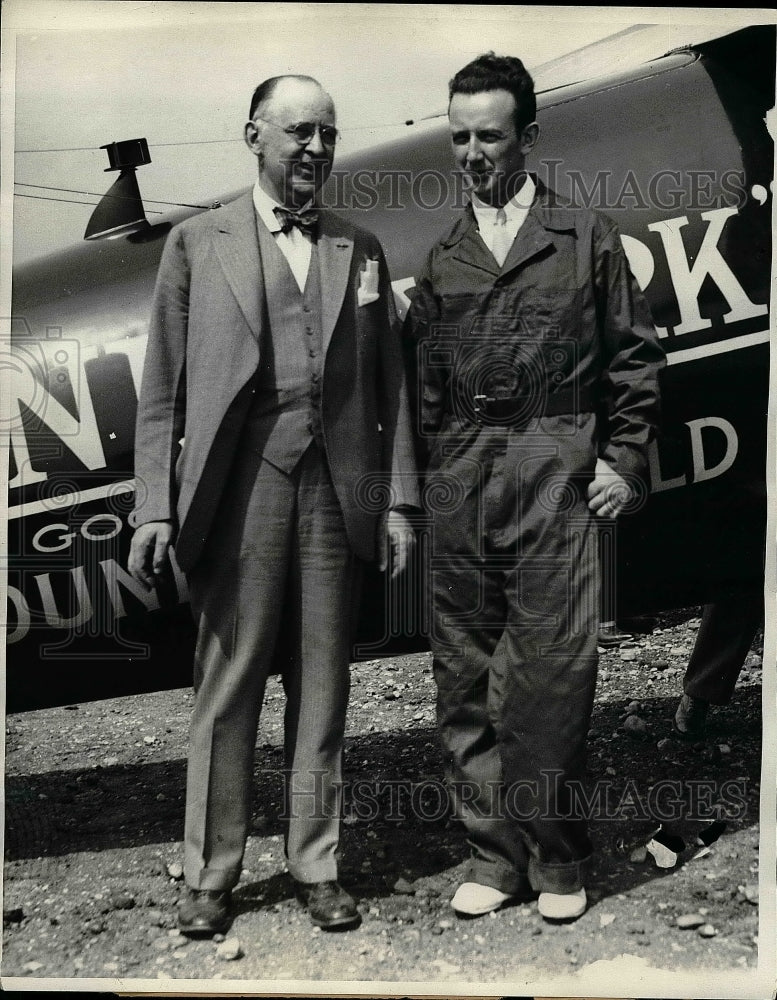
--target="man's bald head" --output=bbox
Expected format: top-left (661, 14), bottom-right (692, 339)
top-left (248, 74), bottom-right (333, 121)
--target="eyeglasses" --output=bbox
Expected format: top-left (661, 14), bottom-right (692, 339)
top-left (253, 118), bottom-right (340, 147)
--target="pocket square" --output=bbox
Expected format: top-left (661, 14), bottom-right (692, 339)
top-left (358, 259), bottom-right (380, 307)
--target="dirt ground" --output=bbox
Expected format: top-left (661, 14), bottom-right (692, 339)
top-left (2, 608), bottom-right (769, 995)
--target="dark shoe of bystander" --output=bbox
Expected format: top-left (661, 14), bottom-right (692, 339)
top-left (597, 624), bottom-right (634, 648)
top-left (673, 693), bottom-right (709, 740)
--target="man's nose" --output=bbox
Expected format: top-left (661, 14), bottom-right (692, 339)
top-left (465, 137), bottom-right (483, 163)
top-left (304, 126), bottom-right (327, 155)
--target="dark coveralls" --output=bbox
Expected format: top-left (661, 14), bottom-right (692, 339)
top-left (405, 179), bottom-right (665, 895)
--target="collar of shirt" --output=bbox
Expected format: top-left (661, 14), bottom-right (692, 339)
top-left (251, 181), bottom-right (316, 235)
top-left (471, 174), bottom-right (536, 232)
top-left (252, 181), bottom-right (313, 293)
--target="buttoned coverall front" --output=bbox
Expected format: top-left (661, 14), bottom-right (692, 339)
top-left (405, 180), bottom-right (666, 895)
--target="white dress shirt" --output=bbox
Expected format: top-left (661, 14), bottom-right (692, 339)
top-left (252, 181), bottom-right (313, 292)
top-left (471, 174), bottom-right (536, 264)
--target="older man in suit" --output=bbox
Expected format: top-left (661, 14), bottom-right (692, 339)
top-left (128, 74), bottom-right (418, 935)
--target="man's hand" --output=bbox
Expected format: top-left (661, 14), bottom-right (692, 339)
top-left (378, 510), bottom-right (415, 579)
top-left (587, 458), bottom-right (632, 518)
top-left (128, 520), bottom-right (174, 590)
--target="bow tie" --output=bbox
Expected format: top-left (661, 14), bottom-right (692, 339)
top-left (274, 206), bottom-right (319, 235)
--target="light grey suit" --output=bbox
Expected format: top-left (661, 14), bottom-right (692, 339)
top-left (133, 192), bottom-right (419, 888)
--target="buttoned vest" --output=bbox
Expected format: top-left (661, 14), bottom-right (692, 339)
top-left (241, 220), bottom-right (325, 472)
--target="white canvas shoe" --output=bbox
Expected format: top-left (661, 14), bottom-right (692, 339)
top-left (450, 882), bottom-right (514, 916)
top-left (537, 887), bottom-right (587, 921)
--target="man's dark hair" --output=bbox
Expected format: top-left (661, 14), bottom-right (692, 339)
top-left (448, 53), bottom-right (536, 133)
top-left (248, 74), bottom-right (323, 120)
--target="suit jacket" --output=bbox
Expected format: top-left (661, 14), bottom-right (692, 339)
top-left (131, 191), bottom-right (419, 572)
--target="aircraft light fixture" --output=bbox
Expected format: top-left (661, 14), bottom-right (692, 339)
top-left (84, 138), bottom-right (152, 240)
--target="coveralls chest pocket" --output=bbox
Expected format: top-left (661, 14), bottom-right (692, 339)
top-left (491, 279), bottom-right (585, 343)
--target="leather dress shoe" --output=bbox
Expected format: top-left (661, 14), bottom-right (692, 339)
top-left (597, 624), bottom-right (634, 648)
top-left (294, 880), bottom-right (361, 930)
top-left (673, 693), bottom-right (709, 740)
top-left (177, 888), bottom-right (232, 937)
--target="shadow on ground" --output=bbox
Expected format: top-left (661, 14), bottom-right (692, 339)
top-left (5, 687), bottom-right (761, 914)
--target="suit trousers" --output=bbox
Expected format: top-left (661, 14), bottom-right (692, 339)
top-left (184, 440), bottom-right (357, 890)
top-left (683, 593), bottom-right (763, 705)
top-left (427, 426), bottom-right (599, 895)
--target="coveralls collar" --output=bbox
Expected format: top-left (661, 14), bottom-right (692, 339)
top-left (440, 176), bottom-right (579, 277)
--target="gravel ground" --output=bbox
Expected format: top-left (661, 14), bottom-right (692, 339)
top-left (2, 609), bottom-right (769, 995)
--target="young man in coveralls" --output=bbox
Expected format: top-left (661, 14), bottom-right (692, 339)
top-left (405, 54), bottom-right (665, 921)
top-left (129, 75), bottom-right (418, 935)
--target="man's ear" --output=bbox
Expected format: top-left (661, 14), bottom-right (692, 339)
top-left (244, 120), bottom-right (261, 155)
top-left (520, 121), bottom-right (540, 155)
